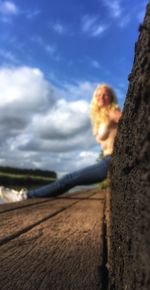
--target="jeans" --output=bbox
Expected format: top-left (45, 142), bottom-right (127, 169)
top-left (27, 155), bottom-right (111, 198)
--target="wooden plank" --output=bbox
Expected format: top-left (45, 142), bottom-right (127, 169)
top-left (0, 198), bottom-right (78, 245)
top-left (89, 190), bottom-right (105, 200)
top-left (61, 188), bottom-right (100, 198)
top-left (0, 190), bottom-right (103, 246)
top-left (0, 197), bottom-right (50, 214)
top-left (0, 188), bottom-right (96, 214)
top-left (0, 192), bottom-right (104, 290)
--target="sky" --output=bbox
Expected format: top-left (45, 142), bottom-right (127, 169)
top-left (0, 0), bottom-right (148, 177)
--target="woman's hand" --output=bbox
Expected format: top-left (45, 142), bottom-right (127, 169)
top-left (109, 108), bottom-right (122, 124)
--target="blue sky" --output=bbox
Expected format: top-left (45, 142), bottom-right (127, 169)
top-left (0, 0), bottom-right (148, 176)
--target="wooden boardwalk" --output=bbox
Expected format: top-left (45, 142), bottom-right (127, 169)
top-left (0, 188), bottom-right (107, 290)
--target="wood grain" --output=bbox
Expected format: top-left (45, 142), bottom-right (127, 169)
top-left (0, 189), bottom-right (105, 290)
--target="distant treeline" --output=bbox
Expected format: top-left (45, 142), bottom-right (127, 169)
top-left (0, 166), bottom-right (57, 189)
top-left (0, 166), bottom-right (57, 178)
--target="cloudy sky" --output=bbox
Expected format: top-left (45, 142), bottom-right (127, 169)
top-left (0, 0), bottom-right (148, 176)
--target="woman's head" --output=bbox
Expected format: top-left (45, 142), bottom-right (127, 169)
top-left (92, 84), bottom-right (118, 109)
top-left (90, 84), bottom-right (119, 135)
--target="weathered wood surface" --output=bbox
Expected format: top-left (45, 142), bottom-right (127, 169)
top-left (0, 188), bottom-right (106, 290)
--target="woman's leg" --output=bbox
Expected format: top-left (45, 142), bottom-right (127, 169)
top-left (27, 156), bottom-right (111, 198)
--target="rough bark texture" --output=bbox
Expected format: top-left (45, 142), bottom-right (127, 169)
top-left (109, 3), bottom-right (150, 290)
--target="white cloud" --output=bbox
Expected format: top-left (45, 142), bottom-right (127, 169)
top-left (52, 23), bottom-right (66, 34)
top-left (119, 14), bottom-right (131, 28)
top-left (92, 25), bottom-right (106, 36)
top-left (102, 0), bottom-right (147, 28)
top-left (81, 15), bottom-right (107, 37)
top-left (0, 66), bottom-right (98, 175)
top-left (90, 59), bottom-right (101, 69)
top-left (0, 1), bottom-right (18, 15)
top-left (102, 0), bottom-right (122, 18)
top-left (60, 81), bottom-right (97, 101)
top-left (45, 44), bottom-right (56, 56)
top-left (31, 36), bottom-right (58, 58)
top-left (0, 1), bottom-right (41, 23)
top-left (75, 150), bottom-right (99, 170)
top-left (0, 0), bottom-right (19, 22)
top-left (0, 49), bottom-right (18, 63)
top-left (117, 2), bottom-right (147, 29)
top-left (0, 66), bottom-right (52, 110)
top-left (29, 99), bottom-right (90, 140)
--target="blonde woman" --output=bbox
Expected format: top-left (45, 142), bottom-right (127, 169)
top-left (90, 84), bottom-right (121, 157)
top-left (0, 84), bottom-right (122, 202)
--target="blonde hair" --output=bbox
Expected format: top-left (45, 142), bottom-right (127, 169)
top-left (90, 84), bottom-right (119, 135)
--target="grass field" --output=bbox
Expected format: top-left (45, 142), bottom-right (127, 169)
top-left (0, 168), bottom-right (56, 190)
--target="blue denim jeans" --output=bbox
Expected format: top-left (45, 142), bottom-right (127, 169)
top-left (27, 155), bottom-right (111, 198)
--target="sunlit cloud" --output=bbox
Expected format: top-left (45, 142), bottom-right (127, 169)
top-left (81, 15), bottom-right (107, 37)
top-left (90, 59), bottom-right (101, 69)
top-left (45, 44), bottom-right (57, 56)
top-left (0, 1), bottom-right (18, 15)
top-left (0, 66), bottom-right (97, 174)
top-left (31, 35), bottom-right (57, 57)
top-left (0, 48), bottom-right (18, 63)
top-left (118, 2), bottom-right (147, 28)
top-left (59, 80), bottom-right (97, 101)
top-left (52, 23), bottom-right (66, 34)
top-left (76, 150), bottom-right (99, 169)
top-left (0, 0), bottom-right (19, 22)
top-left (102, 0), bottom-right (122, 18)
top-left (0, 66), bottom-right (52, 110)
top-left (0, 1), bottom-right (41, 22)
top-left (119, 14), bottom-right (131, 28)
